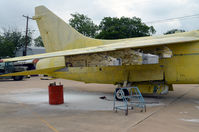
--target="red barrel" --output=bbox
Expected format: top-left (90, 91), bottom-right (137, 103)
top-left (48, 84), bottom-right (64, 105)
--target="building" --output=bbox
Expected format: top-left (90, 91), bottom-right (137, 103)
top-left (15, 47), bottom-right (46, 57)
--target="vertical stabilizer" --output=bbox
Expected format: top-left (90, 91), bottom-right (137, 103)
top-left (33, 6), bottom-right (114, 52)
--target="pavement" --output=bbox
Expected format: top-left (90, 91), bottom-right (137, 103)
top-left (0, 77), bottom-right (199, 132)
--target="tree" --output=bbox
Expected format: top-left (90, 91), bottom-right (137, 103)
top-left (21, 33), bottom-right (32, 46)
top-left (69, 13), bottom-right (155, 39)
top-left (69, 13), bottom-right (98, 38)
top-left (0, 34), bottom-right (15, 58)
top-left (96, 16), bottom-right (156, 39)
top-left (0, 29), bottom-right (32, 58)
top-left (164, 29), bottom-right (185, 35)
top-left (34, 36), bottom-right (44, 47)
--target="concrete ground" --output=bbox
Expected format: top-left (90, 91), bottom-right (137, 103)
top-left (0, 77), bottom-right (199, 132)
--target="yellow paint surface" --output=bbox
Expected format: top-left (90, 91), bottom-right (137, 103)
top-left (1, 6), bottom-right (199, 95)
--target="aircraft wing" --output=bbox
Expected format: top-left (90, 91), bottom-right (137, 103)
top-left (0, 66), bottom-right (64, 77)
top-left (1, 31), bottom-right (199, 63)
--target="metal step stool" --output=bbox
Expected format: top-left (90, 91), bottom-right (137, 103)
top-left (113, 86), bottom-right (146, 115)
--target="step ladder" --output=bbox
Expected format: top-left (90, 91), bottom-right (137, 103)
top-left (113, 86), bottom-right (146, 115)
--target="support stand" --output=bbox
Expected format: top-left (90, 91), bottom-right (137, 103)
top-left (113, 86), bottom-right (146, 115)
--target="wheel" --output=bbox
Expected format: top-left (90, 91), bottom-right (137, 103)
top-left (13, 76), bottom-right (23, 81)
top-left (115, 88), bottom-right (129, 101)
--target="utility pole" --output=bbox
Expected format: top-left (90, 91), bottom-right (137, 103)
top-left (22, 15), bottom-right (33, 56)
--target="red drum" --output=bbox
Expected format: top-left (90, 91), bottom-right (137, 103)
top-left (48, 84), bottom-right (64, 105)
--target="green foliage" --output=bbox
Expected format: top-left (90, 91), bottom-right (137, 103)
top-left (34, 36), bottom-right (44, 47)
top-left (20, 33), bottom-right (32, 48)
top-left (164, 29), bottom-right (185, 35)
top-left (0, 34), bottom-right (15, 58)
top-left (96, 17), bottom-right (156, 39)
top-left (0, 29), bottom-right (32, 58)
top-left (69, 13), bottom-right (98, 38)
top-left (69, 13), bottom-right (155, 39)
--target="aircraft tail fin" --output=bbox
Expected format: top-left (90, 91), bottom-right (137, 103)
top-left (33, 6), bottom-right (108, 52)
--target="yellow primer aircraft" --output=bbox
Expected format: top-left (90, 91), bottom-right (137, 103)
top-left (1, 6), bottom-right (199, 99)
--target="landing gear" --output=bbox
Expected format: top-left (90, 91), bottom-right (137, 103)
top-left (115, 88), bottom-right (129, 101)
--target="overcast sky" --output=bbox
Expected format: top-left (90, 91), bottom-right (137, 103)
top-left (0, 0), bottom-right (199, 37)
